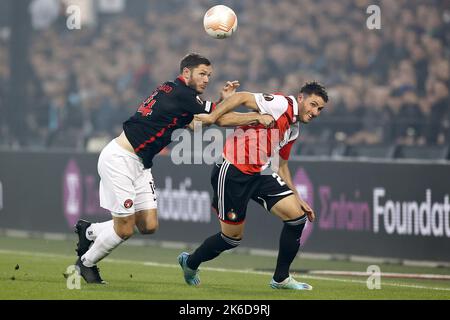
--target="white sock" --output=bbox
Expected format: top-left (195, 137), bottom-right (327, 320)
top-left (86, 220), bottom-right (114, 241)
top-left (81, 225), bottom-right (124, 267)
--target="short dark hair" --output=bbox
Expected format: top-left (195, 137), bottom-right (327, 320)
top-left (300, 81), bottom-right (329, 103)
top-left (179, 53), bottom-right (211, 73)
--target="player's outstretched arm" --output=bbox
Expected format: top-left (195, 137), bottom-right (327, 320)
top-left (194, 92), bottom-right (259, 126)
top-left (219, 80), bottom-right (240, 102)
top-left (216, 112), bottom-right (274, 127)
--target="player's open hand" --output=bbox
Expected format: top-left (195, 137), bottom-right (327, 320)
top-left (194, 113), bottom-right (216, 126)
top-left (220, 81), bottom-right (240, 100)
top-left (299, 199), bottom-right (315, 222)
top-left (258, 114), bottom-right (275, 128)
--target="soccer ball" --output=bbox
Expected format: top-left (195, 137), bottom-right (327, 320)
top-left (203, 5), bottom-right (238, 39)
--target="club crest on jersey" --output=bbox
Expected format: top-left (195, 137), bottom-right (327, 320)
top-left (124, 199), bottom-right (134, 209)
top-left (227, 210), bottom-right (237, 221)
top-left (196, 96), bottom-right (203, 105)
top-left (263, 93), bottom-right (274, 101)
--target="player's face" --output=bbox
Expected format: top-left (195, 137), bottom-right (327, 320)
top-left (298, 94), bottom-right (326, 123)
top-left (186, 64), bottom-right (213, 94)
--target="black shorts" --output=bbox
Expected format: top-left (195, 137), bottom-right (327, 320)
top-left (211, 159), bottom-right (294, 225)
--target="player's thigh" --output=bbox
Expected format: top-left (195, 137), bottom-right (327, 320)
top-left (270, 194), bottom-right (305, 221)
top-left (211, 160), bottom-right (256, 225)
top-left (133, 168), bottom-right (158, 234)
top-left (135, 208), bottom-right (158, 234)
top-left (98, 142), bottom-right (140, 216)
top-left (220, 220), bottom-right (245, 239)
top-left (133, 168), bottom-right (157, 213)
top-left (252, 172), bottom-right (294, 217)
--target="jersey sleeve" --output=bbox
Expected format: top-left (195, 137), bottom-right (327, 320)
top-left (180, 92), bottom-right (216, 114)
top-left (253, 93), bottom-right (289, 120)
top-left (279, 140), bottom-right (295, 160)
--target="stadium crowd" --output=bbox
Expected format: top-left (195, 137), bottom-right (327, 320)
top-left (0, 0), bottom-right (449, 155)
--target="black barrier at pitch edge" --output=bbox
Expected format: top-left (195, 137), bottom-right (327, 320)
top-left (0, 151), bottom-right (449, 261)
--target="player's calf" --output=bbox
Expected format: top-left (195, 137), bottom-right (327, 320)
top-left (273, 214), bottom-right (307, 283)
top-left (80, 219), bottom-right (125, 277)
top-left (135, 219), bottom-right (159, 235)
top-left (186, 232), bottom-right (241, 271)
top-left (135, 209), bottom-right (159, 235)
top-left (137, 225), bottom-right (158, 235)
top-left (178, 232), bottom-right (241, 286)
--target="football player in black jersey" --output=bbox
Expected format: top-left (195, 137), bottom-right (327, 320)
top-left (74, 53), bottom-right (274, 283)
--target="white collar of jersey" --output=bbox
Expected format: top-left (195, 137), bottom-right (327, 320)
top-left (289, 95), bottom-right (299, 121)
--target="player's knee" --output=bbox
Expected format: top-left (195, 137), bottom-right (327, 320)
top-left (284, 214), bottom-right (307, 231)
top-left (113, 217), bottom-right (136, 239)
top-left (221, 232), bottom-right (242, 249)
top-left (115, 227), bottom-right (134, 240)
top-left (138, 220), bottom-right (159, 234)
top-left (139, 227), bottom-right (158, 235)
top-left (228, 233), bottom-right (243, 241)
top-left (220, 223), bottom-right (244, 240)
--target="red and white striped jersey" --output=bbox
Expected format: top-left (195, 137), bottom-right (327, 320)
top-left (223, 93), bottom-right (300, 175)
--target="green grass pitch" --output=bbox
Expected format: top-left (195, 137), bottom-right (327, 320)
top-left (0, 236), bottom-right (449, 300)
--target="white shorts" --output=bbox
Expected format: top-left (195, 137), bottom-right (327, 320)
top-left (98, 139), bottom-right (157, 217)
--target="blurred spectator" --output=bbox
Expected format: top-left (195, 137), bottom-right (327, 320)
top-left (0, 0), bottom-right (448, 154)
top-left (29, 0), bottom-right (60, 30)
top-left (395, 90), bottom-right (425, 145)
top-left (425, 81), bottom-right (450, 145)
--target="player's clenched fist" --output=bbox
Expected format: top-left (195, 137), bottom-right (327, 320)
top-left (257, 114), bottom-right (275, 128)
top-left (194, 113), bottom-right (216, 126)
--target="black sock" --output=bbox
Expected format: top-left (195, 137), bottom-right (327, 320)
top-left (273, 215), bottom-right (307, 283)
top-left (187, 232), bottom-right (241, 270)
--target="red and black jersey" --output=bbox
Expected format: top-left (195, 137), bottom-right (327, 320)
top-left (123, 76), bottom-right (215, 168)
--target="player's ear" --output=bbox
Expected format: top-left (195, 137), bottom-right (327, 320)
top-left (297, 94), bottom-right (303, 104)
top-left (182, 67), bottom-right (192, 80)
